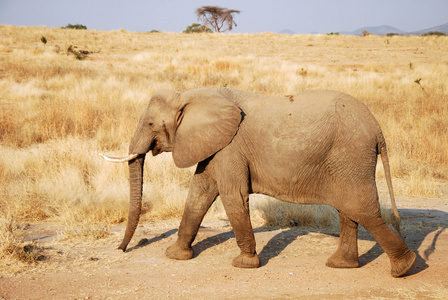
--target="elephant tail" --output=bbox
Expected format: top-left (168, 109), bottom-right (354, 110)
top-left (377, 133), bottom-right (403, 239)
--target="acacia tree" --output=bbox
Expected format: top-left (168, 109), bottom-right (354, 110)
top-left (196, 6), bottom-right (240, 32)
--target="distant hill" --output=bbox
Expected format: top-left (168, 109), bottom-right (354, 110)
top-left (411, 22), bottom-right (448, 35)
top-left (279, 29), bottom-right (296, 35)
top-left (340, 25), bottom-right (407, 36)
top-left (278, 22), bottom-right (448, 35)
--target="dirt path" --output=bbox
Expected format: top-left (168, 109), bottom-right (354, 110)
top-left (1, 199), bottom-right (448, 299)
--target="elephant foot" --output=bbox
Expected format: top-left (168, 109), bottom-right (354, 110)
top-left (166, 243), bottom-right (194, 260)
top-left (390, 249), bottom-right (417, 278)
top-left (326, 252), bottom-right (359, 269)
top-left (232, 253), bottom-right (260, 268)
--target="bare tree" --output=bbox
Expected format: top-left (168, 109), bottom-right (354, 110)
top-left (196, 6), bottom-right (240, 32)
top-left (362, 30), bottom-right (371, 37)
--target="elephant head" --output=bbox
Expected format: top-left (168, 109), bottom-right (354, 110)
top-left (100, 89), bottom-right (243, 251)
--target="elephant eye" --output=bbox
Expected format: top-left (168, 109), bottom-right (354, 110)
top-left (148, 122), bottom-right (154, 127)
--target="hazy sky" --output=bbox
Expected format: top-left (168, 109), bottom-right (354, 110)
top-left (0, 0), bottom-right (447, 33)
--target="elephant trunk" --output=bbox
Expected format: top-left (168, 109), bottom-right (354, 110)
top-left (118, 155), bottom-right (145, 251)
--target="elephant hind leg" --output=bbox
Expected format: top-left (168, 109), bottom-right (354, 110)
top-left (360, 217), bottom-right (416, 277)
top-left (335, 183), bottom-right (416, 277)
top-left (326, 212), bottom-right (359, 268)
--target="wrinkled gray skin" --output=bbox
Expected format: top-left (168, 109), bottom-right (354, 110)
top-left (120, 88), bottom-right (416, 277)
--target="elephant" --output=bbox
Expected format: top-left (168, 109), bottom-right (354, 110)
top-left (99, 87), bottom-right (416, 277)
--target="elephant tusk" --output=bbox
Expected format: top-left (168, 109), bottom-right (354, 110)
top-left (96, 152), bottom-right (139, 163)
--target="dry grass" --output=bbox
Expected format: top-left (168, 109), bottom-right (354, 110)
top-left (0, 214), bottom-right (44, 275)
top-left (1, 26), bottom-right (447, 267)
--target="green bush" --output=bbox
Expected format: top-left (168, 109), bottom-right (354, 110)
top-left (63, 24), bottom-right (87, 30)
top-left (183, 23), bottom-right (212, 33)
top-left (386, 33), bottom-right (401, 37)
top-left (66, 45), bottom-right (89, 60)
top-left (422, 31), bottom-right (446, 36)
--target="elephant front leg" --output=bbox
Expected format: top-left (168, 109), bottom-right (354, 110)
top-left (326, 212), bottom-right (359, 268)
top-left (221, 192), bottom-right (260, 268)
top-left (166, 169), bottom-right (218, 260)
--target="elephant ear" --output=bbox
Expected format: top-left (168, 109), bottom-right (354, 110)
top-left (172, 91), bottom-right (242, 168)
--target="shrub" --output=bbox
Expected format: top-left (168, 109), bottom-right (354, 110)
top-left (66, 45), bottom-right (89, 60)
top-left (422, 31), bottom-right (446, 36)
top-left (183, 23), bottom-right (212, 33)
top-left (63, 24), bottom-right (87, 30)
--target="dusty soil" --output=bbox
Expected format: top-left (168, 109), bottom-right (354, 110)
top-left (1, 198), bottom-right (448, 299)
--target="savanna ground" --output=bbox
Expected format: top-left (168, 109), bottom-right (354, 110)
top-left (0, 26), bottom-right (447, 299)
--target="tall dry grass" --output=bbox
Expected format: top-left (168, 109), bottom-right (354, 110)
top-left (1, 26), bottom-right (447, 258)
